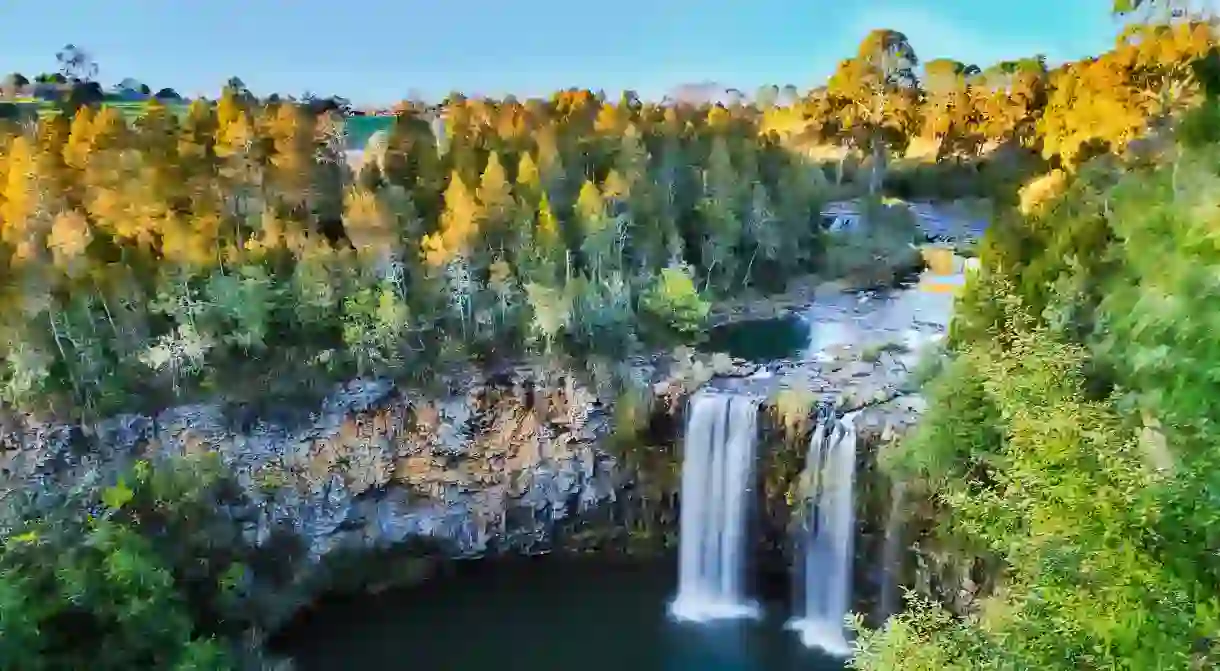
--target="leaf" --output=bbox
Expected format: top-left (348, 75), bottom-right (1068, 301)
top-left (101, 478), bottom-right (135, 511)
top-left (9, 530), bottom-right (39, 545)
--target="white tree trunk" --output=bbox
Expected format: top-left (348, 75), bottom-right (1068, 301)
top-left (868, 142), bottom-right (886, 195)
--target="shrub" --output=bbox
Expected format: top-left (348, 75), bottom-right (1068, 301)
top-left (858, 319), bottom-right (1218, 670)
top-left (859, 111), bottom-right (1220, 669)
top-left (0, 455), bottom-right (279, 670)
top-left (821, 198), bottom-right (924, 288)
top-left (639, 263), bottom-right (711, 344)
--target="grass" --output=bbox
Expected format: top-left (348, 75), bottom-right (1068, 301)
top-left (4, 99), bottom-right (190, 122)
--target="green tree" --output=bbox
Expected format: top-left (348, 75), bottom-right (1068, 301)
top-left (0, 455), bottom-right (275, 671)
top-left (697, 135), bottom-right (742, 292)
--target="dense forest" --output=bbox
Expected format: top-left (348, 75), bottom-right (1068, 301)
top-left (2, 3), bottom-right (1220, 668)
top-left (850, 109), bottom-right (1220, 669)
top-left (0, 20), bottom-right (1208, 422)
top-left (849, 17), bottom-right (1220, 671)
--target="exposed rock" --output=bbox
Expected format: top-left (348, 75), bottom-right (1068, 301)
top-left (0, 369), bottom-right (630, 626)
top-left (0, 275), bottom-right (947, 628)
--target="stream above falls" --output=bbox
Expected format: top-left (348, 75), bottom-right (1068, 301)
top-left (703, 264), bottom-right (960, 366)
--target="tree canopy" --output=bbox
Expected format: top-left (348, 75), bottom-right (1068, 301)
top-left (0, 21), bottom-right (1209, 420)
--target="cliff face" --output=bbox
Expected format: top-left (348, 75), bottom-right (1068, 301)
top-left (0, 339), bottom-right (931, 628)
top-left (0, 368), bottom-right (629, 621)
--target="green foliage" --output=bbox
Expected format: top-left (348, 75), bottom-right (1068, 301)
top-left (564, 273), bottom-right (637, 360)
top-left (523, 281), bottom-right (571, 353)
top-left (822, 199), bottom-right (923, 288)
top-left (859, 105), bottom-right (1220, 670)
top-left (101, 476), bottom-right (135, 510)
top-left (882, 350), bottom-right (1001, 490)
top-left (0, 456), bottom-right (275, 671)
top-left (639, 263), bottom-right (711, 343)
top-left (202, 265), bottom-right (281, 353)
top-left (849, 594), bottom-right (979, 671)
top-left (861, 315), bottom-right (1219, 669)
top-left (341, 276), bottom-right (412, 377)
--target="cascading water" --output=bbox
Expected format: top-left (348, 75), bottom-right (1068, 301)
top-left (670, 389), bottom-right (763, 622)
top-left (787, 405), bottom-right (862, 656)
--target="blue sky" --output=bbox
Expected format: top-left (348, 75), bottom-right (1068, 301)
top-left (0, 0), bottom-right (1125, 104)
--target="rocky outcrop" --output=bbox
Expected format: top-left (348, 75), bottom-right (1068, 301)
top-left (0, 368), bottom-right (631, 625)
top-left (0, 280), bottom-right (941, 629)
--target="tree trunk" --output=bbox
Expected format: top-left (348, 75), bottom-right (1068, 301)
top-left (868, 142), bottom-right (886, 195)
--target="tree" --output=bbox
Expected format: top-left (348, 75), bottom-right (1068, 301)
top-left (697, 135), bottom-right (743, 292)
top-left (921, 58), bottom-right (982, 158)
top-left (0, 455), bottom-right (281, 670)
top-left (741, 182), bottom-right (785, 285)
top-left (476, 150), bottom-right (515, 254)
top-left (975, 56), bottom-right (1048, 152)
top-left (117, 77), bottom-right (147, 94)
top-left (756, 84), bottom-right (780, 108)
top-left (264, 101), bottom-right (318, 216)
top-left (343, 183), bottom-right (406, 272)
top-left (422, 171), bottom-right (481, 268)
top-left (381, 112), bottom-right (445, 222)
top-left (213, 84), bottom-right (259, 222)
top-left (528, 191), bottom-right (567, 281)
top-left (575, 178), bottom-right (613, 277)
top-left (639, 262), bottom-right (709, 341)
top-left (828, 29), bottom-right (921, 192)
top-left (780, 84), bottom-right (800, 106)
top-left (224, 76), bottom-right (253, 103)
top-left (55, 44), bottom-right (98, 82)
top-left (515, 150), bottom-right (541, 206)
top-left (2, 73), bottom-right (28, 98)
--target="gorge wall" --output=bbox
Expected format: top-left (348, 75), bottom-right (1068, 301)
top-left (0, 339), bottom-right (932, 631)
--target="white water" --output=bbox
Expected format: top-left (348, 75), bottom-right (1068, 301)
top-left (800, 262), bottom-right (963, 366)
top-left (670, 390), bottom-right (763, 623)
top-left (787, 409), bottom-right (862, 656)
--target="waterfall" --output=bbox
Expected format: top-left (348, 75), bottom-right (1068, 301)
top-left (787, 406), bottom-right (861, 656)
top-left (670, 390), bottom-right (762, 622)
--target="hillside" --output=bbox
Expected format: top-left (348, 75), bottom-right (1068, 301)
top-left (849, 24), bottom-right (1220, 671)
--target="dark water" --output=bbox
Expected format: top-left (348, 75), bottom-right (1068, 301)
top-left (703, 316), bottom-right (809, 363)
top-left (273, 557), bottom-right (845, 671)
